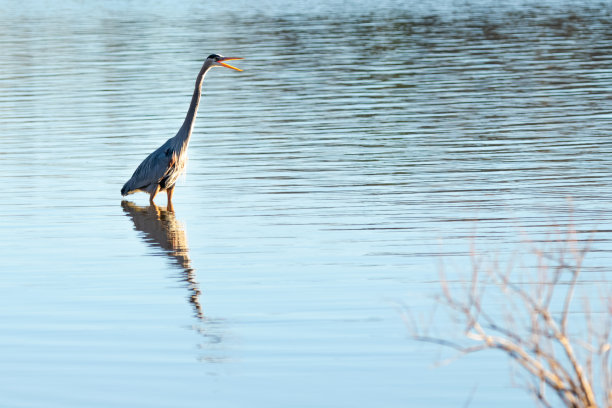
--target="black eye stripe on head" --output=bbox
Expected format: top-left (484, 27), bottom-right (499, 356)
top-left (208, 54), bottom-right (221, 61)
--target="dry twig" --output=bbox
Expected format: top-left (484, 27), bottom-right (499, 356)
top-left (406, 224), bottom-right (611, 407)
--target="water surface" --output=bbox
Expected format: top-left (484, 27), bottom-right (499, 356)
top-left (2, 1), bottom-right (612, 407)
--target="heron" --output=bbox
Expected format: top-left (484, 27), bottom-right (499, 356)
top-left (121, 54), bottom-right (243, 208)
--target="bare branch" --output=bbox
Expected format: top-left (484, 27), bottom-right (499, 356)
top-left (407, 220), bottom-right (609, 408)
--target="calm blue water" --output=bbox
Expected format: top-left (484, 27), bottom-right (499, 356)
top-left (2, 0), bottom-right (612, 406)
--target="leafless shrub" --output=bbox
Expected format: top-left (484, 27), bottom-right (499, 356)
top-left (406, 224), bottom-right (612, 407)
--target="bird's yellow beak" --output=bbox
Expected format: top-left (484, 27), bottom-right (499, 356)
top-left (217, 57), bottom-right (243, 72)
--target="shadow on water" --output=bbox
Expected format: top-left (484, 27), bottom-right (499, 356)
top-left (121, 200), bottom-right (204, 320)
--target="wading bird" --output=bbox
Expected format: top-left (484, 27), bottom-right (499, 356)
top-left (121, 54), bottom-right (243, 207)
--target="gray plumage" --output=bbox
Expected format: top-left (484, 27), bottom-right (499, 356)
top-left (121, 54), bottom-right (242, 205)
top-left (120, 132), bottom-right (187, 196)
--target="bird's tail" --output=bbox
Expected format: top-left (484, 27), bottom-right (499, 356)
top-left (121, 183), bottom-right (131, 196)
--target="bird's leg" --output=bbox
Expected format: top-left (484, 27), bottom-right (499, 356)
top-left (166, 185), bottom-right (175, 211)
top-left (149, 185), bottom-right (160, 205)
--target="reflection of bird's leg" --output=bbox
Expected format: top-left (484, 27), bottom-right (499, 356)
top-left (150, 202), bottom-right (160, 216)
top-left (167, 185), bottom-right (175, 211)
top-left (149, 185), bottom-right (160, 205)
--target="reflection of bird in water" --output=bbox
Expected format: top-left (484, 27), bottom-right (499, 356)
top-left (121, 200), bottom-right (203, 319)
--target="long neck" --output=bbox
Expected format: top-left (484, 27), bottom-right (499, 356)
top-left (177, 60), bottom-right (213, 143)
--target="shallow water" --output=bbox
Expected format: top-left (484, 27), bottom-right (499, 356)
top-left (2, 0), bottom-right (612, 406)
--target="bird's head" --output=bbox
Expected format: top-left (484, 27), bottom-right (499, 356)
top-left (207, 54), bottom-right (243, 71)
